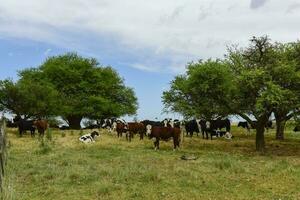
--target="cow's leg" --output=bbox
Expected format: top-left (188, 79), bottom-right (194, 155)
top-left (173, 137), bottom-right (176, 150)
top-left (154, 139), bottom-right (158, 150)
top-left (173, 137), bottom-right (179, 150)
top-left (205, 131), bottom-right (209, 140)
top-left (139, 131), bottom-right (143, 140)
top-left (19, 129), bottom-right (22, 137)
top-left (31, 130), bottom-right (34, 137)
top-left (127, 132), bottom-right (132, 142)
top-left (154, 138), bottom-right (159, 150)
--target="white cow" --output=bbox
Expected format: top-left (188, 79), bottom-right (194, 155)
top-left (79, 131), bottom-right (100, 143)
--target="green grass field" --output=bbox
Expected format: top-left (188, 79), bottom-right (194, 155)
top-left (2, 126), bottom-right (300, 200)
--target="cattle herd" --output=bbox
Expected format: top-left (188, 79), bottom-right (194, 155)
top-left (3, 116), bottom-right (300, 150)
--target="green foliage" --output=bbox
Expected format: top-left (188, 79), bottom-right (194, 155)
top-left (163, 59), bottom-right (235, 119)
top-left (163, 36), bottom-right (300, 150)
top-left (0, 79), bottom-right (59, 118)
top-left (33, 53), bottom-right (138, 120)
top-left (1, 52), bottom-right (138, 127)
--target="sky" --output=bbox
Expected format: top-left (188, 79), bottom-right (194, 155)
top-left (0, 0), bottom-right (300, 121)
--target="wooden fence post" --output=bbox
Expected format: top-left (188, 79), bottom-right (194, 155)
top-left (0, 118), bottom-right (7, 191)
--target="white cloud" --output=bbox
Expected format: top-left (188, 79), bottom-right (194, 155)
top-left (130, 63), bottom-right (160, 73)
top-left (286, 3), bottom-right (300, 14)
top-left (250, 0), bottom-right (268, 9)
top-left (44, 48), bottom-right (52, 56)
top-left (0, 0), bottom-right (299, 74)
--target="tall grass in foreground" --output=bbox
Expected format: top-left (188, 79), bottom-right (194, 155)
top-left (2, 127), bottom-right (300, 200)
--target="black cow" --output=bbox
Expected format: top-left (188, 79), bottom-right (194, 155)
top-left (238, 120), bottom-right (272, 132)
top-left (238, 121), bottom-right (250, 132)
top-left (185, 119), bottom-right (202, 137)
top-left (205, 118), bottom-right (231, 140)
top-left (3, 118), bottom-right (18, 128)
top-left (294, 126), bottom-right (300, 132)
top-left (250, 120), bottom-right (272, 131)
top-left (16, 119), bottom-right (36, 137)
top-left (149, 126), bottom-right (181, 150)
top-left (141, 120), bottom-right (164, 127)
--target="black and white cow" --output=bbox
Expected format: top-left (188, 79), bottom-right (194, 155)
top-left (163, 119), bottom-right (182, 129)
top-left (205, 118), bottom-right (232, 140)
top-left (79, 131), bottom-right (100, 143)
top-left (185, 119), bottom-right (203, 137)
top-left (238, 120), bottom-right (272, 132)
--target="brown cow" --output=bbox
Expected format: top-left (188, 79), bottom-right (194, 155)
top-left (126, 122), bottom-right (146, 141)
top-left (33, 120), bottom-right (48, 137)
top-left (116, 122), bottom-right (127, 138)
top-left (149, 126), bottom-right (181, 150)
top-left (116, 122), bottom-right (146, 142)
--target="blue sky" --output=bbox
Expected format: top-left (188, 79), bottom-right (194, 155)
top-left (1, 0), bottom-right (300, 120)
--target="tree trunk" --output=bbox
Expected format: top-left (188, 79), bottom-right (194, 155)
top-left (66, 116), bottom-right (82, 130)
top-left (275, 119), bottom-right (286, 140)
top-left (256, 123), bottom-right (265, 152)
top-left (274, 111), bottom-right (288, 140)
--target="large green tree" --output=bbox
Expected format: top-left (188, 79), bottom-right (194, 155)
top-left (19, 53), bottom-right (138, 129)
top-left (163, 59), bottom-right (235, 120)
top-left (228, 37), bottom-right (300, 140)
top-left (163, 36), bottom-right (300, 151)
top-left (270, 42), bottom-right (300, 140)
top-left (0, 79), bottom-right (60, 118)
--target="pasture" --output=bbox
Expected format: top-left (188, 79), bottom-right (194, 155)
top-left (2, 126), bottom-right (300, 200)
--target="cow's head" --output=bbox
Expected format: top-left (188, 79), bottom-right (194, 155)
top-left (91, 131), bottom-right (100, 139)
top-left (206, 121), bottom-right (211, 129)
top-left (112, 122), bottom-right (117, 131)
top-left (146, 124), bottom-right (152, 136)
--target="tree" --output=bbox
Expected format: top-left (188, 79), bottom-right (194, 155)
top-left (163, 36), bottom-right (300, 151)
top-left (163, 59), bottom-right (236, 120)
top-left (229, 38), bottom-right (300, 140)
top-left (227, 37), bottom-right (277, 150)
top-left (19, 53), bottom-right (138, 129)
top-left (0, 79), bottom-right (60, 118)
top-left (270, 42), bottom-right (300, 140)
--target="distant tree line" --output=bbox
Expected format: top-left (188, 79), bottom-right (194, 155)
top-left (0, 53), bottom-right (138, 129)
top-left (163, 36), bottom-right (300, 152)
